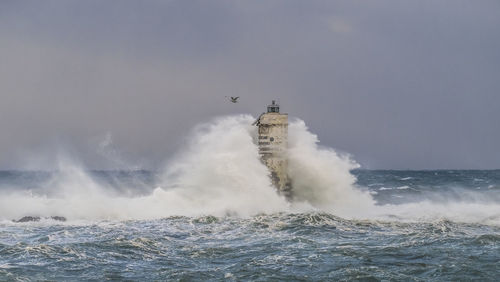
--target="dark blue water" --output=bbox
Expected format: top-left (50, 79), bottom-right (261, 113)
top-left (1, 170), bottom-right (499, 281)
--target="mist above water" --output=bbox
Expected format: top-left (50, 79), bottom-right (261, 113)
top-left (0, 115), bottom-right (498, 225)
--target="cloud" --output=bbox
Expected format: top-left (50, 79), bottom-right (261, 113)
top-left (326, 17), bottom-right (354, 34)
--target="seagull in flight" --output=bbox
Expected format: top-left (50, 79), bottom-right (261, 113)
top-left (229, 96), bottom-right (239, 103)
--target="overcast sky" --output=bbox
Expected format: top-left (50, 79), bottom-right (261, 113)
top-left (1, 0), bottom-right (499, 170)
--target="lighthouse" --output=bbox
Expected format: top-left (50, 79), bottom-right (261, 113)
top-left (254, 100), bottom-right (291, 196)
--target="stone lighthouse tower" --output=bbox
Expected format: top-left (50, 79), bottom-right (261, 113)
top-left (254, 100), bottom-right (291, 196)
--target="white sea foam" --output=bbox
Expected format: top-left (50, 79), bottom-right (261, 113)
top-left (378, 186), bottom-right (410, 191)
top-left (0, 115), bottom-right (499, 226)
top-left (371, 201), bottom-right (500, 226)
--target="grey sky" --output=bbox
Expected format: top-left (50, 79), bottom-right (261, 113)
top-left (1, 0), bottom-right (499, 169)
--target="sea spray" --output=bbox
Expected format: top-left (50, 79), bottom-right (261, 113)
top-left (157, 115), bottom-right (289, 216)
top-left (287, 119), bottom-right (375, 216)
top-left (0, 115), bottom-right (499, 225)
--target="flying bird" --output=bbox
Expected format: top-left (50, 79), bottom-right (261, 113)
top-left (229, 96), bottom-right (239, 103)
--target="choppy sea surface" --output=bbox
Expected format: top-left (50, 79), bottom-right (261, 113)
top-left (1, 170), bottom-right (499, 281)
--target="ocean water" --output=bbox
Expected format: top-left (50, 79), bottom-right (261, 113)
top-left (1, 116), bottom-right (499, 281)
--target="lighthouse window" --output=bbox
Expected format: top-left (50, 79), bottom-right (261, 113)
top-left (270, 137), bottom-right (274, 142)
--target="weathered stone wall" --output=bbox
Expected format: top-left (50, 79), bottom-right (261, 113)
top-left (257, 113), bottom-right (291, 195)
